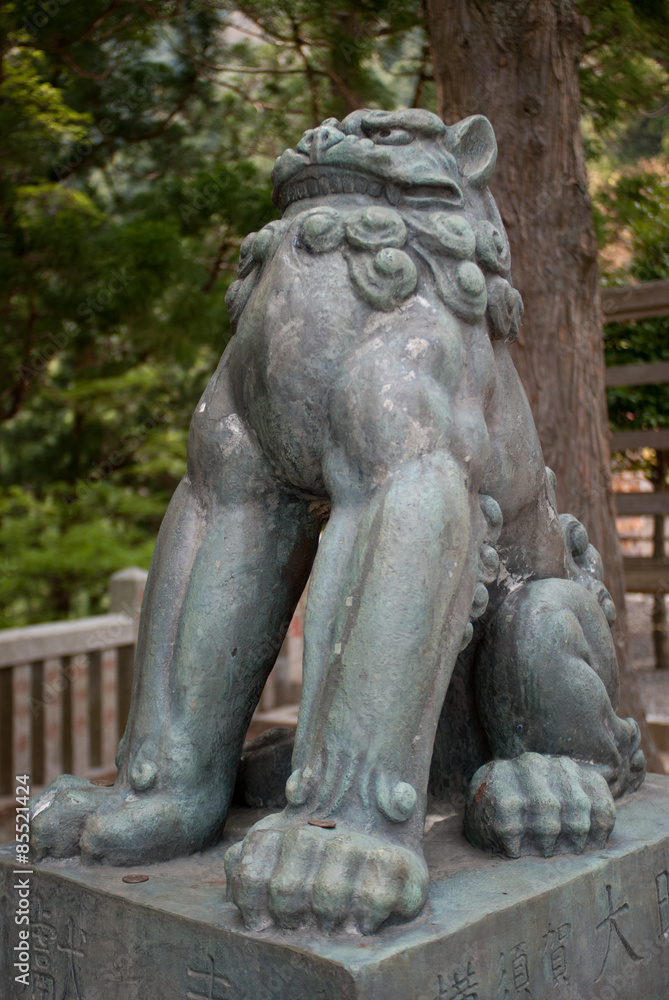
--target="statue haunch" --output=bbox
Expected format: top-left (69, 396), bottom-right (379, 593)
top-left (30, 109), bottom-right (645, 935)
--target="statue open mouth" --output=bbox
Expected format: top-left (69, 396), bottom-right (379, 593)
top-left (271, 109), bottom-right (466, 213)
top-left (274, 165), bottom-right (465, 213)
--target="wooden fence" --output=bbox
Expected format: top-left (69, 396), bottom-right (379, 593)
top-left (0, 568), bottom-right (145, 800)
top-left (601, 278), bottom-right (669, 323)
top-left (0, 568), bottom-right (305, 837)
top-left (602, 280), bottom-right (669, 673)
top-left (602, 280), bottom-right (669, 603)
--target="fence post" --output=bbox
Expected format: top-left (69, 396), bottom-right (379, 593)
top-left (108, 567), bottom-right (148, 621)
top-left (108, 568), bottom-right (147, 741)
top-left (653, 451), bottom-right (669, 670)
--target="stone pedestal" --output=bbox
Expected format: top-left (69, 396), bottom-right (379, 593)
top-left (2, 775), bottom-right (668, 1000)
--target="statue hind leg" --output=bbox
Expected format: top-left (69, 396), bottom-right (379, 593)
top-left (30, 358), bottom-right (319, 865)
top-left (465, 576), bottom-right (646, 858)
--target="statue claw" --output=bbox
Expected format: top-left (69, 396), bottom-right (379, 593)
top-left (464, 753), bottom-right (616, 858)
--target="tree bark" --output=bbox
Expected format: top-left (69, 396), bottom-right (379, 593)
top-left (653, 451), bottom-right (669, 670)
top-left (424, 0), bottom-right (662, 771)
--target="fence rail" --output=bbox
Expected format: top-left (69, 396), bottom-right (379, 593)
top-left (0, 568), bottom-right (145, 798)
top-left (603, 281), bottom-right (669, 671)
top-left (0, 569), bottom-right (305, 814)
top-left (623, 559), bottom-right (669, 595)
top-left (0, 614), bottom-right (136, 668)
top-left (615, 494), bottom-right (669, 516)
top-left (601, 278), bottom-right (669, 323)
top-left (611, 429), bottom-right (669, 451)
top-left (605, 361), bottom-right (669, 388)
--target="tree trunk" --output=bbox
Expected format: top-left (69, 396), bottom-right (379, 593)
top-left (424, 0), bottom-right (662, 772)
top-left (653, 451), bottom-right (669, 670)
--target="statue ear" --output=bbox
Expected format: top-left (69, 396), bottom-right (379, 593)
top-left (449, 115), bottom-right (497, 188)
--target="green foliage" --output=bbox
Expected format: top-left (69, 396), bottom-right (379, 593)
top-left (0, 485), bottom-right (156, 624)
top-left (597, 171), bottom-right (669, 435)
top-left (580, 1), bottom-right (669, 481)
top-left (579, 0), bottom-right (669, 131)
top-left (2, 0), bottom-right (669, 625)
top-left (0, 0), bottom-right (427, 625)
top-left (0, 353), bottom-right (217, 625)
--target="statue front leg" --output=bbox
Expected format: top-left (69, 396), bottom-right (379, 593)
top-left (30, 362), bottom-right (319, 865)
top-left (225, 450), bottom-right (490, 934)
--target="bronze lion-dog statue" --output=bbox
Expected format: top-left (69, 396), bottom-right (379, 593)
top-left (31, 109), bottom-right (645, 935)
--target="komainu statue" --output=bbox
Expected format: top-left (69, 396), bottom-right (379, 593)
top-left (30, 109), bottom-right (645, 935)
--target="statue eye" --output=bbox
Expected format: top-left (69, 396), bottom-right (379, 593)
top-left (370, 127), bottom-right (413, 146)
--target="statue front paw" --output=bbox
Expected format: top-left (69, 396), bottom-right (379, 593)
top-left (463, 752), bottom-right (616, 858)
top-left (30, 775), bottom-right (124, 861)
top-left (224, 812), bottom-right (428, 934)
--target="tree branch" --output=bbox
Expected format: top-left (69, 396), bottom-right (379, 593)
top-left (232, 7), bottom-right (295, 45)
top-left (202, 232), bottom-right (233, 292)
top-left (134, 0), bottom-right (180, 22)
top-left (190, 68), bottom-right (303, 113)
top-left (321, 65), bottom-right (365, 112)
top-left (61, 52), bottom-right (114, 81)
top-left (49, 0), bottom-right (125, 50)
top-left (411, 36), bottom-right (432, 107)
top-left (291, 19), bottom-right (321, 126)
top-left (168, 44), bottom-right (316, 75)
top-left (91, 12), bottom-right (134, 43)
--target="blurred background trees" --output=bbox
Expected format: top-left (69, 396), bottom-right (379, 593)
top-left (1, 0), bottom-right (668, 626)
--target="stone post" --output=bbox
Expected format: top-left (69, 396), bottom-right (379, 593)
top-left (108, 567), bottom-right (148, 626)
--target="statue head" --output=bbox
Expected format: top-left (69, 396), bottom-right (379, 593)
top-left (227, 110), bottom-right (522, 339)
top-left (271, 109), bottom-right (498, 215)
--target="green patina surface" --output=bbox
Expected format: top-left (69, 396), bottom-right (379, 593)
top-left (27, 110), bottom-right (647, 937)
top-left (4, 777), bottom-right (669, 999)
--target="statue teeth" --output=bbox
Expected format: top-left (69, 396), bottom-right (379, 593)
top-left (385, 184), bottom-right (400, 206)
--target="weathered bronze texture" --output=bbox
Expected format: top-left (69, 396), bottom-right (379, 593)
top-left (30, 110), bottom-right (645, 936)
top-left (11, 779), bottom-right (669, 999)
